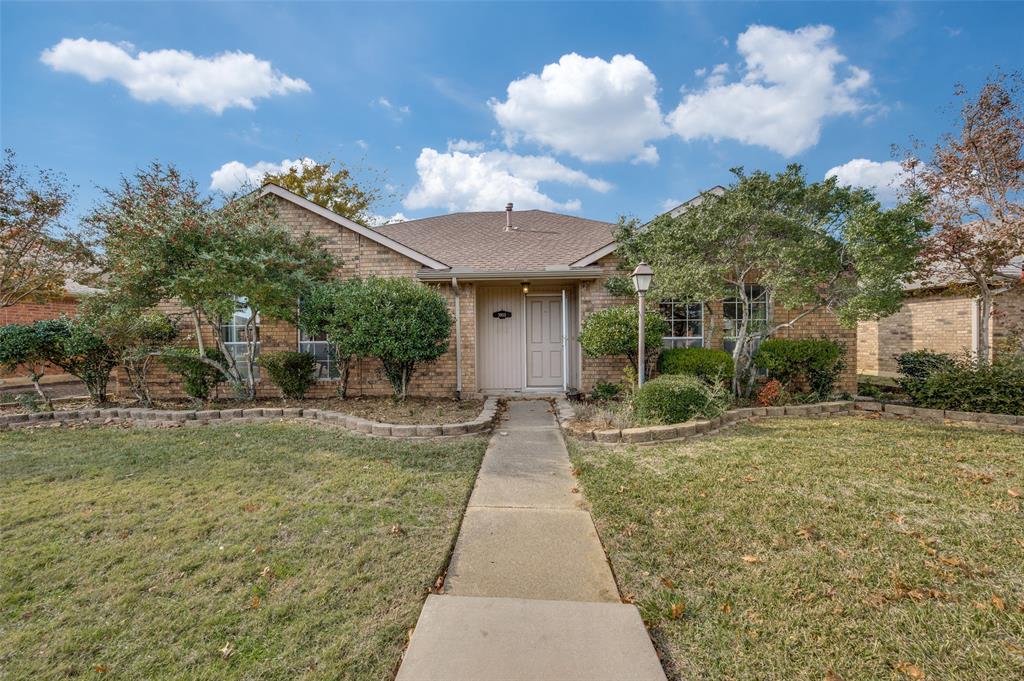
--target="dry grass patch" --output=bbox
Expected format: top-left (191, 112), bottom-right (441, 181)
top-left (1, 424), bottom-right (486, 679)
top-left (570, 417), bottom-right (1024, 680)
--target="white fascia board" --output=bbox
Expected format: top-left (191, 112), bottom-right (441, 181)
top-left (570, 241), bottom-right (617, 268)
top-left (259, 184), bottom-right (449, 270)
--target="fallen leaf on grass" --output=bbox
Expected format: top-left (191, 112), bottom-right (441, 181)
top-left (796, 525), bottom-right (819, 541)
top-left (220, 642), bottom-right (234, 659)
top-left (741, 555), bottom-right (761, 564)
top-left (94, 665), bottom-right (108, 673)
top-left (670, 601), bottom-right (685, 619)
top-left (1006, 642), bottom-right (1024, 656)
top-left (895, 661), bottom-right (924, 679)
top-left (251, 595), bottom-right (260, 609)
top-left (660, 576), bottom-right (675, 589)
top-left (992, 596), bottom-right (1006, 611)
top-left (824, 671), bottom-right (843, 681)
top-left (388, 524), bottom-right (404, 536)
top-left (720, 602), bottom-right (732, 614)
top-left (570, 486), bottom-right (580, 494)
top-left (1009, 488), bottom-right (1021, 498)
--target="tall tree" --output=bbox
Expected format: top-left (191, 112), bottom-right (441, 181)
top-left (89, 163), bottom-right (336, 399)
top-left (613, 165), bottom-right (930, 394)
top-left (901, 71), bottom-right (1024, 364)
top-left (261, 158), bottom-right (393, 224)
top-left (0, 149), bottom-right (94, 308)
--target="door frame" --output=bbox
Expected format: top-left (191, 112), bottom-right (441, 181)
top-left (522, 292), bottom-right (568, 392)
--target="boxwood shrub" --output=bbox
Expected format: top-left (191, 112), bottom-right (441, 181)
top-left (753, 338), bottom-right (846, 400)
top-left (161, 348), bottom-right (227, 401)
top-left (257, 351), bottom-right (318, 399)
top-left (631, 374), bottom-right (729, 425)
top-left (900, 354), bottom-right (1024, 415)
top-left (658, 347), bottom-right (734, 384)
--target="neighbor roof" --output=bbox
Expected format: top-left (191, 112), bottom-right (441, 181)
top-left (374, 210), bottom-right (616, 272)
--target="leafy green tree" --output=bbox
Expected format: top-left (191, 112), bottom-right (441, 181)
top-left (297, 279), bottom-right (364, 397)
top-left (78, 295), bottom-right (178, 406)
top-left (88, 163), bottom-right (335, 399)
top-left (345, 277), bottom-right (452, 399)
top-left (578, 306), bottom-right (668, 381)
top-left (0, 323), bottom-right (54, 409)
top-left (261, 158), bottom-right (393, 224)
top-left (613, 165), bottom-right (930, 393)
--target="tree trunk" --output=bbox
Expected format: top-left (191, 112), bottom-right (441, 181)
top-left (29, 371), bottom-right (52, 411)
top-left (977, 282), bottom-right (993, 365)
top-left (337, 353), bottom-right (351, 399)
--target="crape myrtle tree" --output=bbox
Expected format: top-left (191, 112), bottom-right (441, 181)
top-left (0, 149), bottom-right (95, 308)
top-left (612, 165), bottom-right (930, 395)
top-left (88, 163), bottom-right (335, 400)
top-left (0, 322), bottom-right (55, 409)
top-left (900, 70), bottom-right (1024, 364)
top-left (297, 279), bottom-right (365, 398)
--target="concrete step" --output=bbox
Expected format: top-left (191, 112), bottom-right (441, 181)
top-left (445, 507), bottom-right (619, 602)
top-left (395, 594), bottom-right (667, 681)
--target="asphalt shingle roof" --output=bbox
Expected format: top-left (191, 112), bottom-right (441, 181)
top-left (373, 210), bottom-right (616, 271)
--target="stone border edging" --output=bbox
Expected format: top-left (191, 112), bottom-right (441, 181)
top-left (555, 398), bottom-right (1024, 446)
top-left (0, 397), bottom-right (501, 439)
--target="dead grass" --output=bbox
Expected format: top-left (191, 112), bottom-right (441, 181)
top-left (569, 416), bottom-right (1024, 680)
top-left (0, 424), bottom-right (486, 679)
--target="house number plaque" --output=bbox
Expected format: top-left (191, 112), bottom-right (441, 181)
top-left (493, 310), bottom-right (512, 320)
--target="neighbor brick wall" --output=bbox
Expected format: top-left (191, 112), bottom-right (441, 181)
top-left (141, 196), bottom-right (470, 400)
top-left (992, 285), bottom-right (1024, 356)
top-left (576, 256), bottom-right (858, 395)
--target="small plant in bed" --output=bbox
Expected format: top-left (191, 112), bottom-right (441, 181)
top-left (257, 351), bottom-right (317, 399)
top-left (631, 374), bottom-right (729, 425)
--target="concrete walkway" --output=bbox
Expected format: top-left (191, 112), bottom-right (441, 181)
top-left (396, 400), bottom-right (666, 681)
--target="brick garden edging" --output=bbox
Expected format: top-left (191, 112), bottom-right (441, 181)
top-left (554, 397), bottom-right (1024, 446)
top-left (0, 397), bottom-right (501, 439)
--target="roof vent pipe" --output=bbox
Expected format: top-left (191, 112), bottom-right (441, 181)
top-left (505, 202), bottom-right (513, 231)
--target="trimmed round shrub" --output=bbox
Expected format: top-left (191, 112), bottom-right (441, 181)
top-left (590, 381), bottom-right (622, 402)
top-left (659, 346), bottom-right (734, 384)
top-left (161, 348), bottom-right (227, 401)
top-left (631, 374), bottom-right (729, 425)
top-left (258, 351), bottom-right (317, 399)
top-left (753, 338), bottom-right (846, 399)
top-left (578, 306), bottom-right (668, 380)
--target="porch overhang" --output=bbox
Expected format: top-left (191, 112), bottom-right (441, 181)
top-left (415, 267), bottom-right (605, 283)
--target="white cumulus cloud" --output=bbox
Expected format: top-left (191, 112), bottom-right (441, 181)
top-left (40, 38), bottom-right (309, 113)
top-left (490, 53), bottom-right (668, 164)
top-left (209, 157), bottom-right (315, 193)
top-left (667, 25), bottom-right (871, 156)
top-left (825, 158), bottom-right (907, 203)
top-left (404, 148), bottom-right (612, 213)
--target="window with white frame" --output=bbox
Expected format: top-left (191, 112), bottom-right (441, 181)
top-left (299, 330), bottom-right (341, 380)
top-left (659, 301), bottom-right (704, 349)
top-left (220, 299), bottom-right (259, 380)
top-left (723, 284), bottom-right (769, 353)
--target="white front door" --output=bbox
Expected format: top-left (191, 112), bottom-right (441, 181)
top-left (526, 295), bottom-right (563, 388)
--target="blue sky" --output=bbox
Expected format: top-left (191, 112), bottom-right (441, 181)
top-left (2, 1), bottom-right (1022, 227)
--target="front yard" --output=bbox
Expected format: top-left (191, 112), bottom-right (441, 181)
top-left (570, 417), bottom-right (1024, 680)
top-left (1, 424), bottom-right (486, 679)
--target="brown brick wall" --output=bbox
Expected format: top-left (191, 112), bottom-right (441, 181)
top-left (576, 256), bottom-right (858, 395)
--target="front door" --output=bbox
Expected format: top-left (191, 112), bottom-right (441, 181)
top-left (526, 295), bottom-right (563, 388)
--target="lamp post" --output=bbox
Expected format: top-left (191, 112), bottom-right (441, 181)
top-left (631, 262), bottom-right (654, 387)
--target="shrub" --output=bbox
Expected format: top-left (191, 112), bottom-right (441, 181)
top-left (659, 347), bottom-right (734, 384)
top-left (0, 323), bottom-right (54, 409)
top-left (345, 277), bottom-right (452, 399)
top-left (258, 351), bottom-right (317, 399)
top-left (161, 348), bottom-right (227, 401)
top-left (905, 355), bottom-right (1024, 415)
top-left (754, 338), bottom-right (846, 400)
top-left (631, 374), bottom-right (729, 425)
top-left (579, 306), bottom-right (668, 380)
top-left (895, 350), bottom-right (955, 399)
top-left (591, 381), bottom-right (622, 402)
top-left (756, 379), bottom-right (784, 407)
top-left (33, 317), bottom-right (119, 404)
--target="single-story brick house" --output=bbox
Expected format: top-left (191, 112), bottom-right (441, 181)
top-left (147, 184), bottom-right (857, 399)
top-left (858, 258), bottom-right (1024, 379)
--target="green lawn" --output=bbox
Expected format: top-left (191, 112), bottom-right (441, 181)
top-left (570, 417), bottom-right (1024, 681)
top-left (1, 424), bottom-right (486, 680)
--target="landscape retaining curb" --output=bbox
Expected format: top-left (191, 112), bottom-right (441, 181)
top-left (0, 397), bottom-right (502, 439)
top-left (555, 398), bottom-right (1024, 446)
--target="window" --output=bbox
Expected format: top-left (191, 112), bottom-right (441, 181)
top-left (299, 330), bottom-right (341, 380)
top-left (659, 301), bottom-right (704, 349)
top-left (723, 284), bottom-right (769, 354)
top-left (220, 299), bottom-right (259, 380)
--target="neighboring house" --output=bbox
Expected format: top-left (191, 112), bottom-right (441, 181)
top-left (149, 184), bottom-right (857, 399)
top-left (858, 258), bottom-right (1024, 379)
